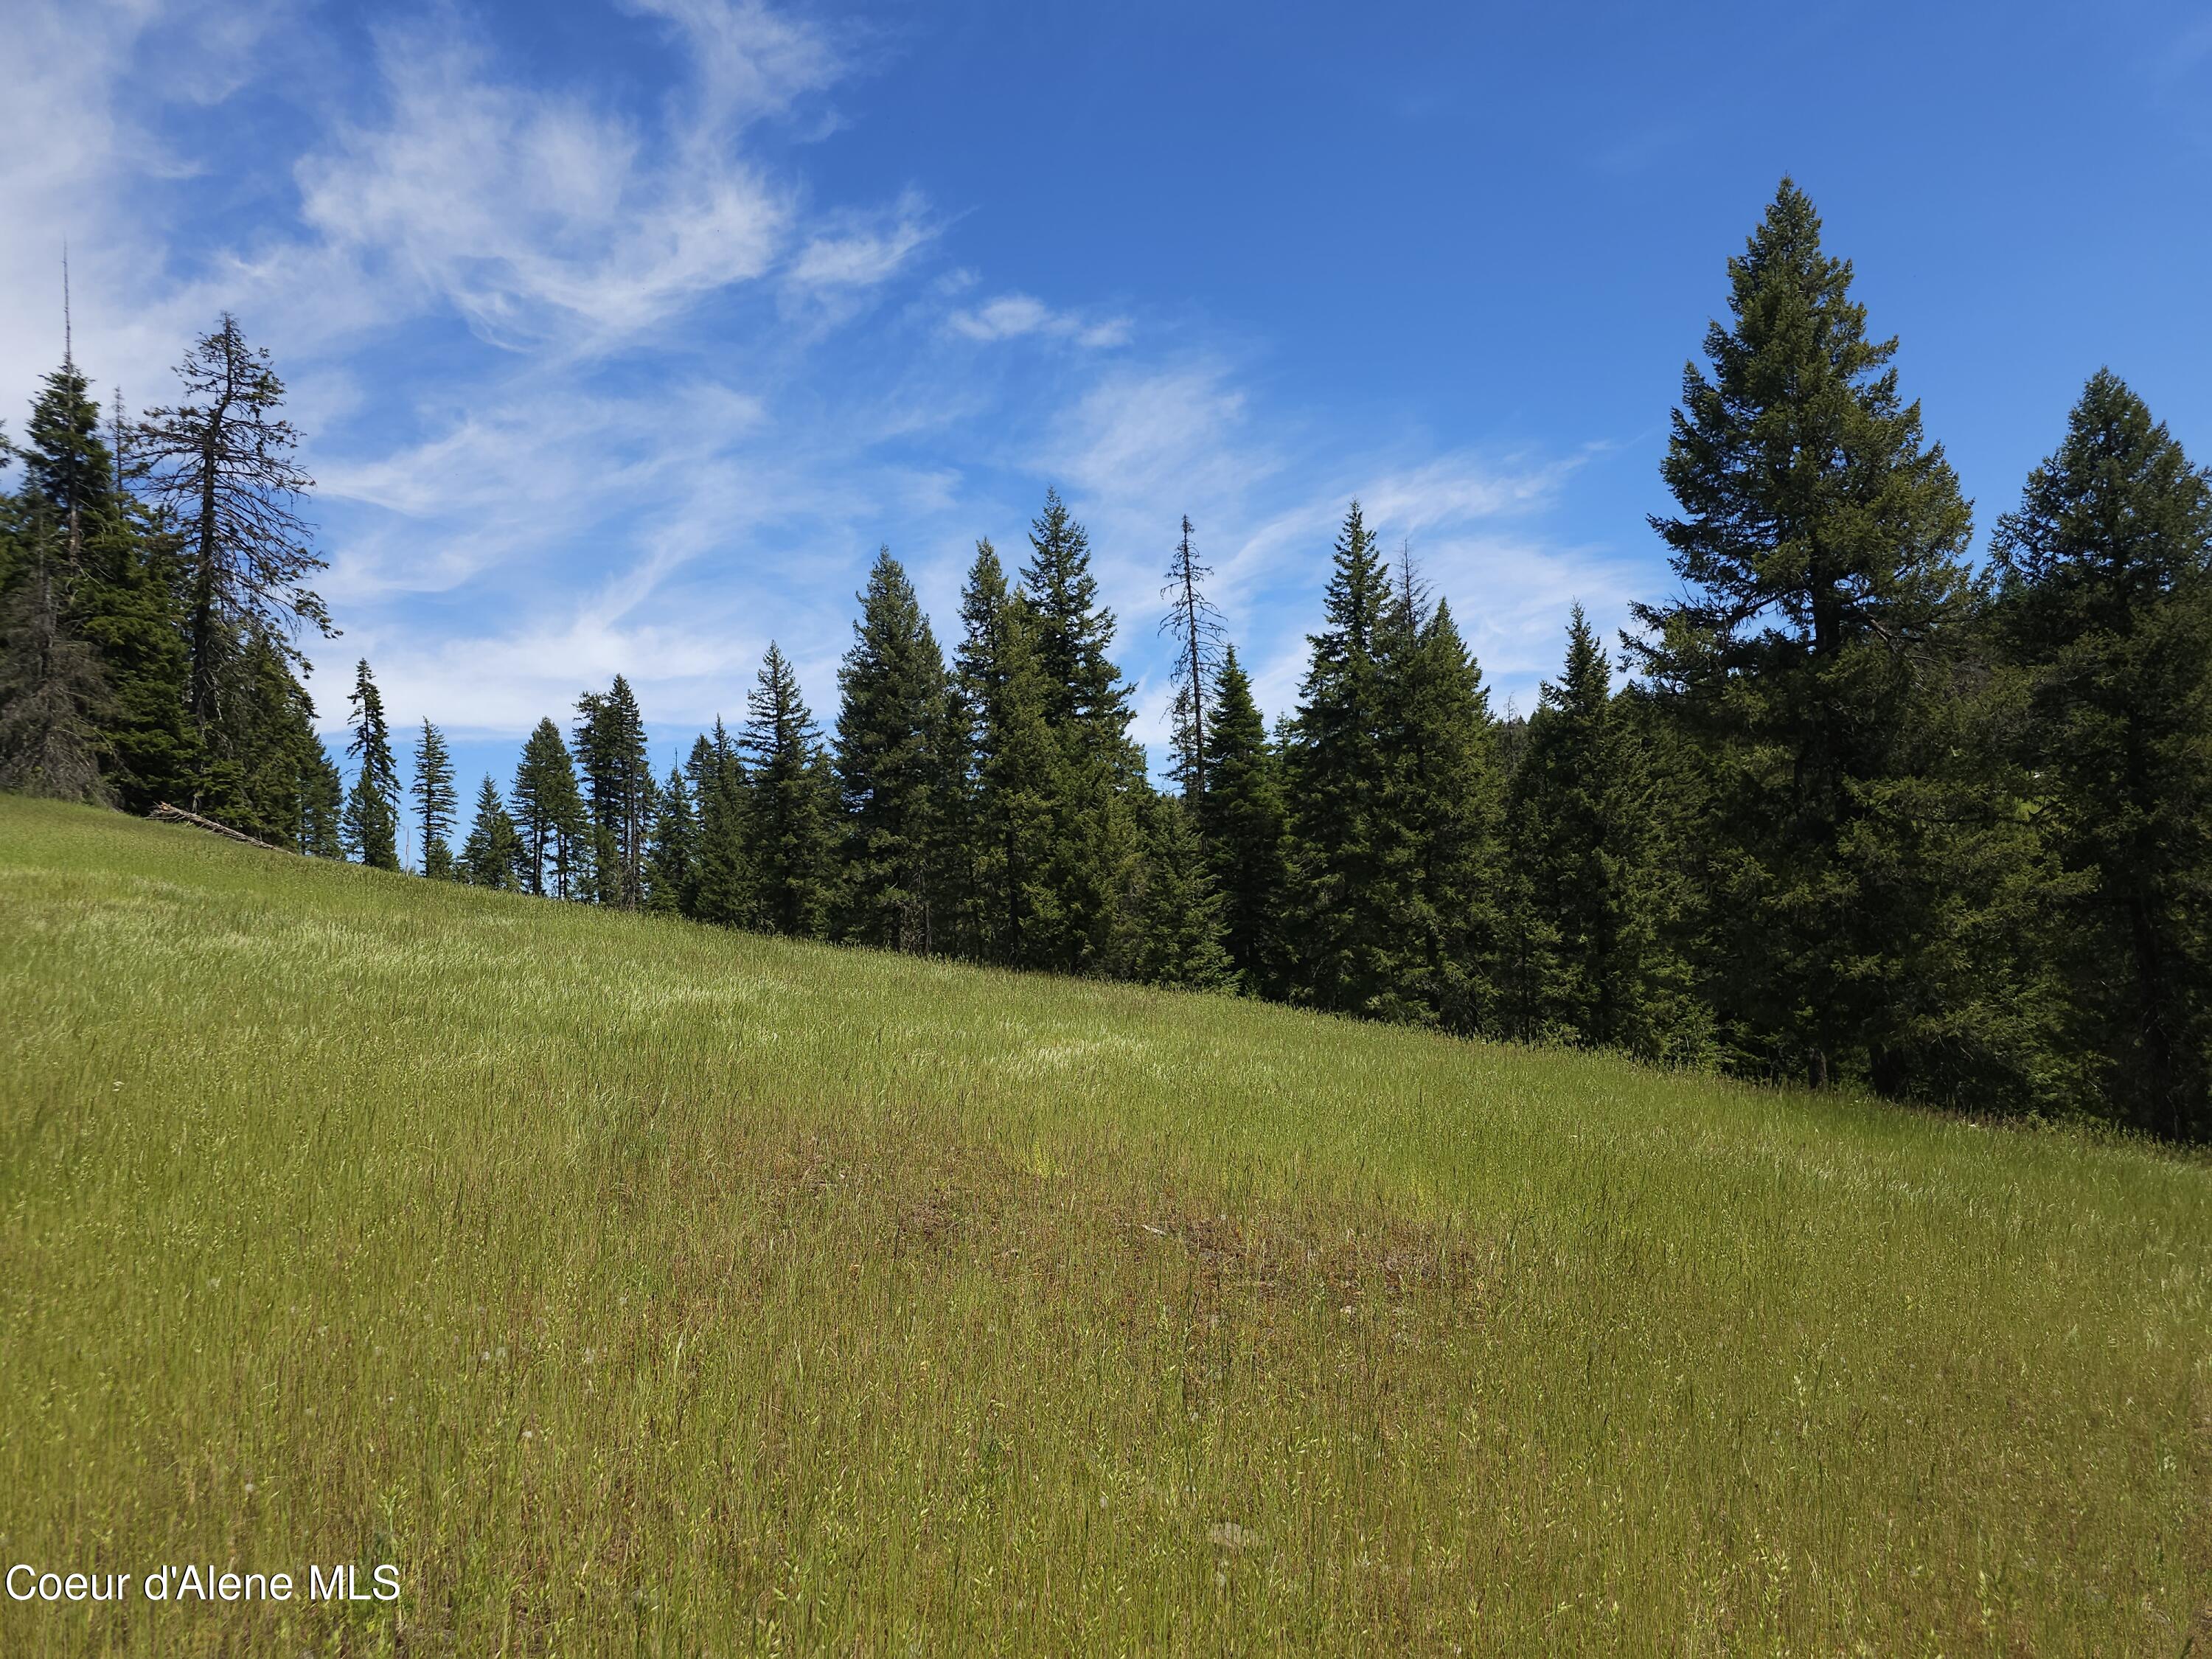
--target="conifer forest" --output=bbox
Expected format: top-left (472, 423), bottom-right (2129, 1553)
top-left (9, 181), bottom-right (2212, 1143)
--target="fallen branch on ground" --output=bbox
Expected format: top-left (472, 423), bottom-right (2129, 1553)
top-left (149, 803), bottom-right (291, 853)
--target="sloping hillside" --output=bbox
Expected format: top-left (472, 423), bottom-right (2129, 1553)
top-left (2, 796), bottom-right (2206, 1655)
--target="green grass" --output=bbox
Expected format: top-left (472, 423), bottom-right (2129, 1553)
top-left (1, 794), bottom-right (2207, 1656)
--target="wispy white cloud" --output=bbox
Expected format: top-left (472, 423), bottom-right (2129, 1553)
top-left (787, 189), bottom-right (936, 290)
top-left (293, 13), bottom-right (824, 351)
top-left (1021, 358), bottom-right (1627, 740)
top-left (314, 378), bottom-right (771, 599)
top-left (948, 293), bottom-right (1130, 349)
top-left (4, 0), bottom-right (1628, 768)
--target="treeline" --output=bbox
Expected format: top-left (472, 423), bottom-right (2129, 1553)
top-left (7, 180), bottom-right (2212, 1141)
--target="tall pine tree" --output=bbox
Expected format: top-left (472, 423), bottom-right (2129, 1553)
top-left (412, 719), bottom-right (457, 879)
top-left (136, 316), bottom-right (331, 792)
top-left (341, 658), bottom-right (399, 869)
top-left (12, 361), bottom-right (194, 807)
top-left (1284, 501), bottom-right (1399, 1016)
top-left (1377, 582), bottom-right (1507, 1031)
top-left (956, 540), bottom-right (1060, 967)
top-left (512, 717), bottom-right (587, 898)
top-left (1506, 607), bottom-right (1708, 1062)
top-left (834, 549), bottom-right (953, 952)
top-left (1022, 489), bottom-right (1144, 973)
top-left (574, 676), bottom-right (652, 907)
top-left (644, 763), bottom-right (700, 917)
top-left (1198, 644), bottom-right (1288, 994)
top-left (461, 776), bottom-right (524, 888)
top-left (742, 643), bottom-right (835, 938)
top-left (1629, 179), bottom-right (1976, 1090)
top-left (1989, 371), bottom-right (2212, 1138)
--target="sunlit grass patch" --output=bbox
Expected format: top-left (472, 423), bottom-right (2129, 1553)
top-left (1, 795), bottom-right (2208, 1655)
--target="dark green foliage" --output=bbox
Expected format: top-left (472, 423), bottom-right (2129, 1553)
top-left (742, 643), bottom-right (835, 939)
top-left (2, 328), bottom-right (331, 836)
top-left (956, 541), bottom-right (1060, 967)
top-left (1018, 491), bottom-right (1145, 974)
top-left (342, 658), bottom-right (400, 869)
top-left (10, 365), bottom-right (195, 809)
top-left (688, 720), bottom-right (741, 804)
top-left (1197, 645), bottom-right (1288, 993)
top-left (1022, 488), bottom-right (1131, 740)
top-left (1283, 524), bottom-right (1510, 1031)
top-left (512, 717), bottom-right (587, 898)
top-left (691, 720), bottom-right (754, 928)
top-left (412, 720), bottom-right (457, 879)
top-left (834, 549), bottom-right (953, 952)
top-left (0, 515), bottom-right (109, 801)
top-left (574, 675), bottom-right (652, 907)
top-left (176, 625), bottom-right (321, 846)
top-left (182, 629), bottom-right (333, 850)
top-left (1506, 608), bottom-right (1707, 1062)
top-left (461, 776), bottom-right (524, 889)
top-left (301, 745), bottom-right (344, 858)
top-left (1122, 793), bottom-right (1235, 990)
top-left (1284, 502), bottom-right (1398, 1016)
top-left (1989, 371), bottom-right (2212, 1138)
top-left (1630, 179), bottom-right (1977, 1092)
top-left (644, 764), bottom-right (700, 916)
top-left (1375, 582), bottom-right (1508, 1031)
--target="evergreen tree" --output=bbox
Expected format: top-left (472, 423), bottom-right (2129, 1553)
top-left (691, 719), bottom-right (754, 928)
top-left (460, 776), bottom-right (524, 888)
top-left (1123, 793), bottom-right (1236, 990)
top-left (834, 548), bottom-right (953, 952)
top-left (1628, 179), bottom-right (1977, 1091)
top-left (1020, 490), bottom-right (1143, 972)
top-left (136, 316), bottom-right (331, 769)
top-left (742, 643), bottom-right (835, 938)
top-left (301, 744), bottom-right (344, 858)
top-left (1198, 644), bottom-right (1288, 993)
top-left (644, 763), bottom-right (700, 916)
top-left (1377, 585), bottom-right (1507, 1031)
top-left (574, 675), bottom-right (652, 907)
top-left (687, 718), bottom-right (741, 804)
top-left (511, 717), bottom-right (587, 898)
top-left (1023, 487), bottom-right (1132, 738)
top-left (196, 630), bottom-right (333, 849)
top-left (411, 720), bottom-right (458, 879)
top-left (12, 362), bottom-right (194, 808)
top-left (1159, 515), bottom-right (1224, 798)
top-left (1284, 501), bottom-right (1399, 1015)
top-left (1507, 607), bottom-right (1708, 1062)
top-left (1989, 371), bottom-right (2212, 1139)
top-left (0, 509), bottom-right (109, 801)
top-left (341, 658), bottom-right (399, 869)
top-left (956, 540), bottom-right (1060, 967)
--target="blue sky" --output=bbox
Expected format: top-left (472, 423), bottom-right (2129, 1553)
top-left (9, 0), bottom-right (2212, 835)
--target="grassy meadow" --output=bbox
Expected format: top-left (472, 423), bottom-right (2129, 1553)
top-left (1, 793), bottom-right (2208, 1655)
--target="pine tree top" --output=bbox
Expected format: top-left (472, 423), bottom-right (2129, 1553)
top-left (745, 642), bottom-right (822, 767)
top-left (346, 659), bottom-right (395, 782)
top-left (24, 361), bottom-right (117, 524)
top-left (1638, 178), bottom-right (1972, 661)
top-left (1992, 369), bottom-right (2212, 601)
top-left (1301, 501), bottom-right (1389, 704)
